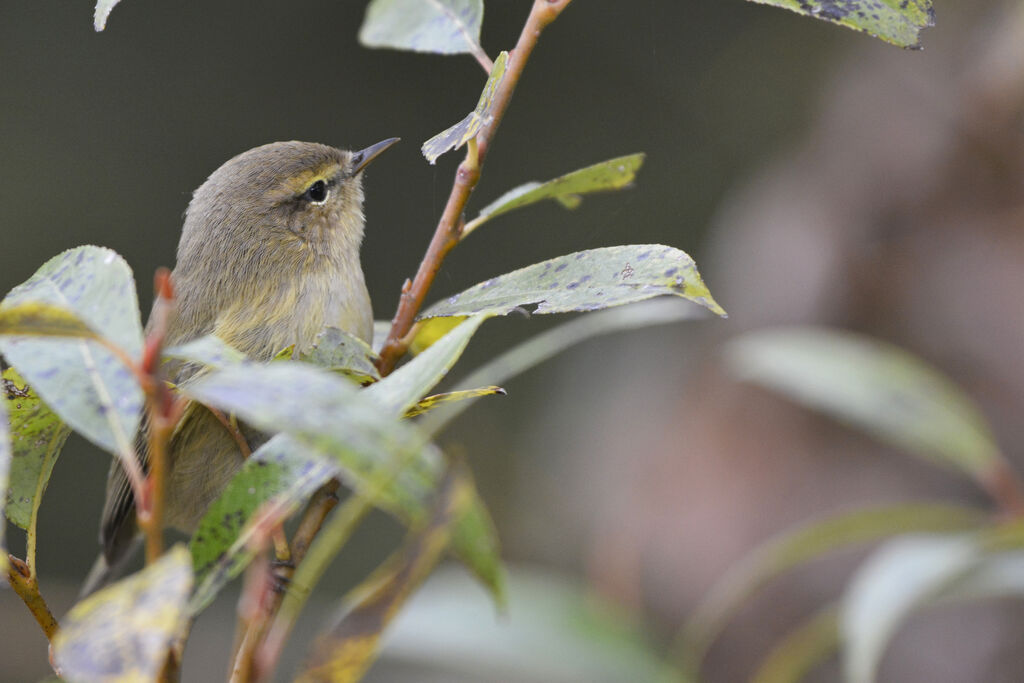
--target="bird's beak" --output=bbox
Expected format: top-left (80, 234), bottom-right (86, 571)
top-left (351, 137), bottom-right (400, 175)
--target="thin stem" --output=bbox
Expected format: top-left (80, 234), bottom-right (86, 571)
top-left (7, 555), bottom-right (59, 641)
top-left (376, 0), bottom-right (575, 375)
top-left (470, 44), bottom-right (493, 73)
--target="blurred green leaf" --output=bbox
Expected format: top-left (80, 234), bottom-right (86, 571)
top-left (0, 247), bottom-right (143, 460)
top-left (678, 502), bottom-right (984, 673)
top-left (466, 154), bottom-right (646, 236)
top-left (935, 550), bottom-right (1024, 604)
top-left (841, 535), bottom-right (979, 683)
top-left (364, 314), bottom-right (506, 603)
top-left (298, 460), bottom-right (476, 683)
top-left (422, 51), bottom-right (508, 164)
top-left (93, 0), bottom-right (123, 31)
top-left (421, 244), bottom-right (726, 320)
top-left (188, 435), bottom-right (337, 613)
top-left (163, 334), bottom-right (246, 369)
top-left (752, 605), bottom-right (839, 683)
top-left (378, 567), bottom-right (674, 682)
top-left (726, 327), bottom-right (1001, 483)
top-left (183, 363), bottom-right (440, 519)
top-left (53, 545), bottom-right (192, 682)
top-left (297, 326), bottom-right (381, 384)
top-left (3, 367), bottom-right (70, 532)
top-left (366, 315), bottom-right (488, 416)
top-left (360, 0), bottom-right (484, 55)
top-left (404, 386), bottom-right (505, 417)
top-left (421, 298), bottom-right (711, 434)
top-left (747, 0), bottom-right (934, 49)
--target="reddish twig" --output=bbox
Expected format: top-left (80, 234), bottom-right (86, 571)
top-left (376, 0), bottom-right (575, 375)
top-left (136, 269), bottom-right (178, 565)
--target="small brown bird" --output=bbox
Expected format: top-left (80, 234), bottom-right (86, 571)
top-left (88, 138), bottom-right (398, 590)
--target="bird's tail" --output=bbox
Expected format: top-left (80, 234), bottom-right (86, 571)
top-left (78, 538), bottom-right (141, 599)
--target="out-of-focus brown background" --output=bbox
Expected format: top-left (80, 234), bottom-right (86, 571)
top-left (4, 1), bottom-right (1024, 681)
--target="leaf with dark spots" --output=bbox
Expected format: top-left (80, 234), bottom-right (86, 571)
top-left (0, 246), bottom-right (144, 460)
top-left (420, 245), bottom-right (726, 320)
top-left (53, 546), bottom-right (192, 682)
top-left (748, 0), bottom-right (934, 49)
top-left (3, 366), bottom-right (70, 531)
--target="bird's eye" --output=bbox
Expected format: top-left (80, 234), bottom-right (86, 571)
top-left (304, 180), bottom-right (328, 204)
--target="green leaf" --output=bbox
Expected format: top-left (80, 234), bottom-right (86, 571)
top-left (404, 386), bottom-right (505, 418)
top-left (421, 244), bottom-right (726, 321)
top-left (297, 326), bottom-right (381, 384)
top-left (53, 545), bottom-right (192, 682)
top-left (747, 0), bottom-right (934, 49)
top-left (3, 367), bottom-right (70, 531)
top-left (93, 0), bottom-right (124, 31)
top-left (183, 363), bottom-right (441, 526)
top-left (676, 502), bottom-right (984, 674)
top-left (360, 0), bottom-right (484, 56)
top-left (421, 298), bottom-right (712, 434)
top-left (422, 51), bottom-right (508, 164)
top-left (726, 327), bottom-right (1001, 483)
top-left (188, 435), bottom-right (337, 613)
top-left (377, 567), bottom-right (675, 682)
top-left (751, 605), bottom-right (839, 683)
top-left (163, 334), bottom-right (246, 369)
top-left (365, 315), bottom-right (488, 416)
top-left (298, 460), bottom-right (475, 683)
top-left (841, 535), bottom-right (979, 683)
top-left (465, 154), bottom-right (646, 237)
top-left (0, 247), bottom-right (144, 460)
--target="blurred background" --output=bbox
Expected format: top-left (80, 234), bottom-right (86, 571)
top-left (4, 1), bottom-right (1024, 681)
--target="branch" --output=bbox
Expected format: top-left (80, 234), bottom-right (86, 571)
top-left (6, 554), bottom-right (59, 641)
top-left (376, 0), bottom-right (575, 375)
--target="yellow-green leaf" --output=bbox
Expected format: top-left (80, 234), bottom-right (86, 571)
top-left (752, 604), bottom-right (839, 683)
top-left (465, 154), bottom-right (646, 237)
top-left (3, 367), bottom-right (70, 531)
top-left (404, 386), bottom-right (505, 417)
top-left (748, 0), bottom-right (934, 49)
top-left (0, 302), bottom-right (98, 339)
top-left (0, 384), bottom-right (10, 567)
top-left (53, 545), bottom-right (192, 682)
top-left (422, 51), bottom-right (508, 164)
top-left (409, 316), bottom-right (466, 355)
